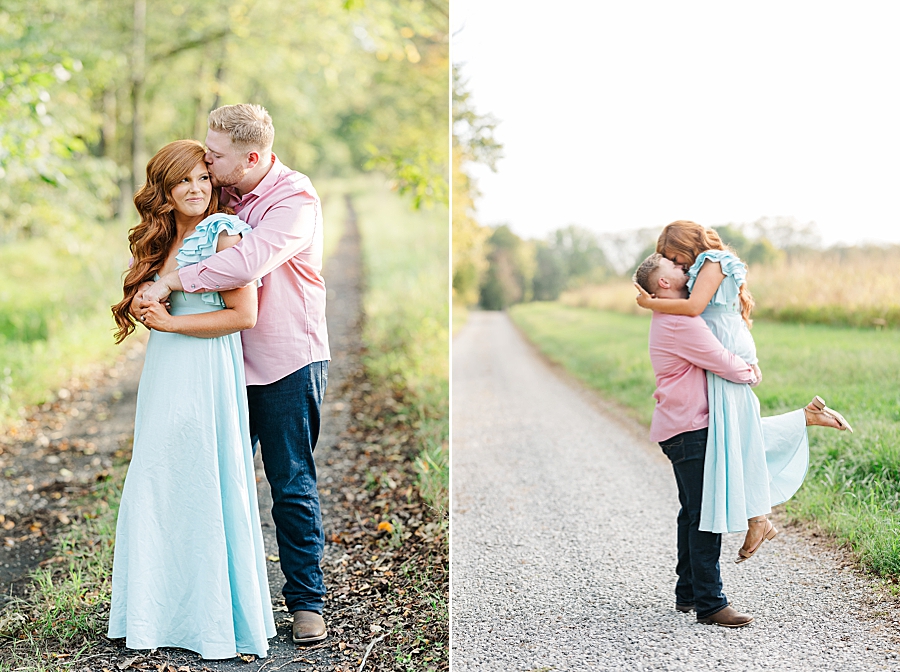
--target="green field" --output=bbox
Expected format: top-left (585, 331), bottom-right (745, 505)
top-left (510, 302), bottom-right (900, 580)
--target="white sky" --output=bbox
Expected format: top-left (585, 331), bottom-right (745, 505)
top-left (452, 1), bottom-right (900, 247)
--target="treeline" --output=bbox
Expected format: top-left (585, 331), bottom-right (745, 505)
top-left (455, 211), bottom-right (823, 312)
top-left (1, 0), bottom-right (448, 243)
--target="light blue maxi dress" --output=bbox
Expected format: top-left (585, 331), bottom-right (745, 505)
top-left (108, 214), bottom-right (276, 659)
top-left (687, 250), bottom-right (810, 534)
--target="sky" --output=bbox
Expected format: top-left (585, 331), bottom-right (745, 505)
top-left (452, 1), bottom-right (900, 247)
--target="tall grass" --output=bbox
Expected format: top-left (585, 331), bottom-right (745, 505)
top-left (510, 302), bottom-right (900, 580)
top-left (352, 175), bottom-right (449, 516)
top-left (561, 245), bottom-right (900, 329)
top-left (0, 223), bottom-right (129, 424)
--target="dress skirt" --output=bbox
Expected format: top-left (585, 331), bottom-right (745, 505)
top-left (700, 374), bottom-right (809, 534)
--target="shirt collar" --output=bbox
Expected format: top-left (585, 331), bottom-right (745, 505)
top-left (222, 153), bottom-right (283, 204)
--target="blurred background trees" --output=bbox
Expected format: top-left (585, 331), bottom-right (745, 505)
top-left (1, 0), bottom-right (448, 244)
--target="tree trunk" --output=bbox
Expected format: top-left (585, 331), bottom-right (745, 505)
top-left (130, 0), bottom-right (146, 195)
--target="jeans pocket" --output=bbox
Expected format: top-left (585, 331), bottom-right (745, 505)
top-left (660, 437), bottom-right (686, 464)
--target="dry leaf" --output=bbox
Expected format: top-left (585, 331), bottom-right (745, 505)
top-left (377, 521), bottom-right (393, 533)
top-left (117, 657), bottom-right (137, 670)
top-left (266, 554), bottom-right (280, 562)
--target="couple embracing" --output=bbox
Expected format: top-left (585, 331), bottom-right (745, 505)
top-left (109, 104), bottom-right (329, 658)
top-left (634, 221), bottom-right (852, 628)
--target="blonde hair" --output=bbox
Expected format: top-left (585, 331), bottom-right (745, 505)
top-left (656, 220), bottom-right (755, 328)
top-left (208, 104), bottom-right (274, 152)
top-left (633, 253), bottom-right (663, 295)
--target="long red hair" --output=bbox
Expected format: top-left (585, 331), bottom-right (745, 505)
top-left (656, 220), bottom-right (755, 328)
top-left (111, 140), bottom-right (227, 343)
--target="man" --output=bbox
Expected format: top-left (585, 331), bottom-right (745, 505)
top-left (633, 253), bottom-right (759, 628)
top-left (139, 104), bottom-right (330, 644)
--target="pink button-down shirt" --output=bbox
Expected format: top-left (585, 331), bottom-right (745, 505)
top-left (648, 312), bottom-right (756, 442)
top-left (178, 156), bottom-right (330, 385)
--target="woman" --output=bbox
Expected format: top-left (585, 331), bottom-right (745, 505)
top-left (635, 220), bottom-right (851, 562)
top-left (109, 140), bottom-right (275, 658)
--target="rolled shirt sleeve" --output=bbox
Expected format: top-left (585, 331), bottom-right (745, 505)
top-left (674, 317), bottom-right (756, 384)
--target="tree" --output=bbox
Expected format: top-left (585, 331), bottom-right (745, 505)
top-left (452, 64), bottom-right (501, 306)
top-left (0, 0), bottom-right (450, 240)
top-left (532, 241), bottom-right (566, 301)
top-left (478, 225), bottom-right (533, 310)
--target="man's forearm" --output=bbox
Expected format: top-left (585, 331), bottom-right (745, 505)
top-left (161, 271), bottom-right (184, 293)
top-left (677, 320), bottom-right (757, 384)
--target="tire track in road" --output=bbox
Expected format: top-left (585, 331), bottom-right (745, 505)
top-left (451, 311), bottom-right (898, 672)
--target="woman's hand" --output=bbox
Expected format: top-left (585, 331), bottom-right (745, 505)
top-left (750, 363), bottom-right (762, 387)
top-left (634, 282), bottom-right (656, 310)
top-left (139, 300), bottom-right (175, 332)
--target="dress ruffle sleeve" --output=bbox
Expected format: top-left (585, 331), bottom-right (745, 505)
top-left (176, 214), bottom-right (252, 306)
top-left (686, 250), bottom-right (748, 305)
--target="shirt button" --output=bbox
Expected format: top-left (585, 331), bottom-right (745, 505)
top-left (191, 284), bottom-right (196, 289)
top-left (216, 285), bottom-right (220, 288)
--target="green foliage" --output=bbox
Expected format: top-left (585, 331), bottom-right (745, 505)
top-left (478, 225), bottom-right (535, 310)
top-left (0, 223), bottom-right (129, 421)
top-left (451, 65), bottom-right (501, 307)
top-left (353, 175), bottom-right (449, 512)
top-left (0, 0), bottom-right (119, 241)
top-left (532, 241), bottom-right (567, 301)
top-left (1, 0), bottom-right (448, 245)
top-left (452, 64), bottom-right (502, 169)
top-left (511, 302), bottom-right (900, 580)
top-left (532, 225), bottom-right (613, 300)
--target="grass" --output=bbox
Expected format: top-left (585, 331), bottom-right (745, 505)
top-left (0, 469), bottom-right (124, 669)
top-left (352, 175), bottom-right (449, 518)
top-left (509, 302), bottom-right (900, 580)
top-left (0, 223), bottom-right (129, 424)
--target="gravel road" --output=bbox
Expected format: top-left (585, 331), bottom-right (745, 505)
top-left (451, 311), bottom-right (900, 671)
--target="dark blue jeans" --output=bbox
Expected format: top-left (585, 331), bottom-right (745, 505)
top-left (248, 361), bottom-right (328, 614)
top-left (659, 428), bottom-right (728, 620)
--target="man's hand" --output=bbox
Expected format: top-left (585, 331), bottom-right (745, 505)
top-left (750, 363), bottom-right (762, 387)
top-left (130, 281), bottom-right (154, 327)
top-left (143, 272), bottom-right (179, 304)
top-left (634, 282), bottom-right (655, 310)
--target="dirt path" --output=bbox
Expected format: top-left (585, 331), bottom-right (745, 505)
top-left (451, 311), bottom-right (900, 672)
top-left (1, 195), bottom-right (447, 671)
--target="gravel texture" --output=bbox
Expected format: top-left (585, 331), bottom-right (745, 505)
top-left (451, 311), bottom-right (900, 672)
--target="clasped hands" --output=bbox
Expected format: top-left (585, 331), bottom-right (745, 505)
top-left (133, 274), bottom-right (178, 331)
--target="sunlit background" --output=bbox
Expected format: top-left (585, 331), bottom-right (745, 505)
top-left (450, 0), bottom-right (900, 597)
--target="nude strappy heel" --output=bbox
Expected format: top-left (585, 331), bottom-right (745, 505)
top-left (735, 517), bottom-right (777, 564)
top-left (806, 395), bottom-right (853, 433)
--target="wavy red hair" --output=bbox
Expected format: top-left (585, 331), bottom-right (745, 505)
top-left (656, 220), bottom-right (755, 327)
top-left (111, 139), bottom-right (228, 343)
